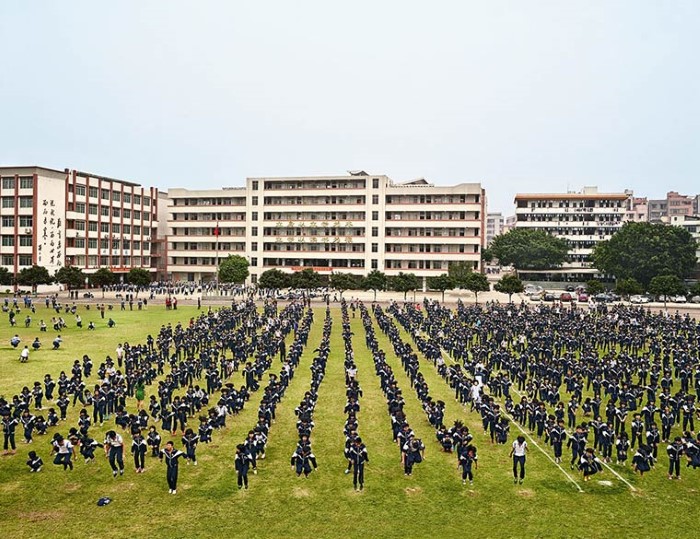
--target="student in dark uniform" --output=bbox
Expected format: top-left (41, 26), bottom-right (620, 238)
top-left (631, 445), bottom-right (653, 476)
top-left (160, 440), bottom-right (186, 494)
top-left (131, 431), bottom-right (148, 473)
top-left (578, 447), bottom-right (603, 481)
top-left (615, 432), bottom-right (630, 465)
top-left (103, 430), bottom-right (125, 477)
top-left (402, 437), bottom-right (425, 477)
top-left (667, 437), bottom-right (684, 480)
top-left (147, 426), bottom-right (162, 457)
top-left (182, 428), bottom-right (199, 466)
top-left (457, 440), bottom-right (478, 486)
top-left (2, 411), bottom-right (19, 454)
top-left (234, 443), bottom-right (254, 490)
top-left (26, 450), bottom-right (43, 472)
top-left (347, 437), bottom-right (369, 491)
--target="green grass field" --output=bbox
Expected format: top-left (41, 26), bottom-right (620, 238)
top-left (0, 302), bottom-right (697, 539)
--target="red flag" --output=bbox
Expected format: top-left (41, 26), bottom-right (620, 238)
top-left (213, 225), bottom-right (220, 237)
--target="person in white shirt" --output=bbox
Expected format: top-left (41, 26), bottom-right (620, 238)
top-left (104, 430), bottom-right (125, 477)
top-left (19, 346), bottom-right (30, 363)
top-left (52, 433), bottom-right (74, 470)
top-left (115, 344), bottom-right (124, 368)
top-left (509, 435), bottom-right (529, 484)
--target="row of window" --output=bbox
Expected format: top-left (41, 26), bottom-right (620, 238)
top-left (1, 235), bottom-right (33, 247)
top-left (69, 239), bottom-right (150, 250)
top-left (67, 256), bottom-right (150, 267)
top-left (69, 203), bottom-right (151, 220)
top-left (1, 216), bottom-right (33, 227)
top-left (71, 221), bottom-right (146, 235)
top-left (69, 184), bottom-right (150, 206)
top-left (0, 255), bottom-right (33, 266)
top-left (1, 197), bottom-right (33, 208)
top-left (1, 177), bottom-right (34, 189)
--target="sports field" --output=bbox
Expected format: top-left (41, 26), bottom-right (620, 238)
top-left (0, 300), bottom-right (697, 539)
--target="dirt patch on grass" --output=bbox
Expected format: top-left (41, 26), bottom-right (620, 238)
top-left (516, 489), bottom-right (535, 498)
top-left (293, 487), bottom-right (310, 498)
top-left (404, 487), bottom-right (423, 496)
top-left (20, 510), bottom-right (65, 522)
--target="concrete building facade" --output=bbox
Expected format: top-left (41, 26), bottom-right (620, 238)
top-left (167, 172), bottom-right (485, 284)
top-left (0, 166), bottom-right (162, 278)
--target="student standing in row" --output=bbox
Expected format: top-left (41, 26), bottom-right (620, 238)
top-left (104, 430), bottom-right (125, 477)
top-left (160, 440), bottom-right (186, 494)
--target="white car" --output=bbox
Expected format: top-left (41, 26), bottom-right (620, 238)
top-left (672, 295), bottom-right (687, 303)
top-left (630, 295), bottom-right (650, 304)
top-left (691, 296), bottom-right (700, 304)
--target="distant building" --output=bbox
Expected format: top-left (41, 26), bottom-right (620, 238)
top-left (513, 186), bottom-right (631, 280)
top-left (167, 172), bottom-right (486, 285)
top-left (669, 214), bottom-right (700, 275)
top-left (485, 212), bottom-right (504, 244)
top-left (0, 166), bottom-right (162, 278)
top-left (626, 196), bottom-right (648, 222)
top-left (648, 191), bottom-right (696, 221)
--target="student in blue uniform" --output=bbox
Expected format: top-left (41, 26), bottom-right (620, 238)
top-left (615, 432), bottom-right (630, 465)
top-left (457, 440), bottom-right (478, 486)
top-left (181, 428), bottom-right (199, 466)
top-left (549, 420), bottom-right (566, 464)
top-left (578, 447), bottom-right (603, 481)
top-left (131, 431), bottom-right (148, 473)
top-left (402, 437), bottom-right (425, 477)
top-left (147, 426), bottom-right (161, 457)
top-left (348, 437), bottom-right (369, 491)
top-left (234, 443), bottom-right (253, 490)
top-left (103, 430), bottom-right (125, 477)
top-left (2, 411), bottom-right (19, 453)
top-left (26, 450), bottom-right (43, 472)
top-left (160, 440), bottom-right (186, 494)
top-left (667, 437), bottom-right (684, 480)
top-left (631, 445), bottom-right (653, 477)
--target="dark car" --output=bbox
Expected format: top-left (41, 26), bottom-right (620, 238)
top-left (543, 293), bottom-right (555, 302)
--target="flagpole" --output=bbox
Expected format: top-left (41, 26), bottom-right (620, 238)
top-left (215, 221), bottom-right (219, 292)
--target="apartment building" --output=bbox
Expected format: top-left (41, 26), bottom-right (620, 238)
top-left (669, 214), bottom-right (700, 274)
top-left (167, 171), bottom-right (485, 284)
top-left (514, 186), bottom-right (631, 279)
top-left (485, 212), bottom-right (504, 245)
top-left (648, 191), bottom-right (698, 221)
top-left (0, 166), bottom-right (161, 278)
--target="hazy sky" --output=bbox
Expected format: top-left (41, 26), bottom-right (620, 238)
top-left (1, 1), bottom-right (698, 213)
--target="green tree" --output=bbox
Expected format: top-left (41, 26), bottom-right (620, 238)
top-left (484, 229), bottom-right (569, 272)
top-left (592, 222), bottom-right (697, 287)
top-left (364, 270), bottom-right (387, 301)
top-left (690, 282), bottom-right (700, 298)
top-left (426, 273), bottom-right (456, 302)
top-left (55, 266), bottom-right (86, 292)
top-left (615, 277), bottom-right (643, 300)
top-left (16, 265), bottom-right (52, 292)
top-left (0, 267), bottom-right (13, 286)
top-left (127, 268), bottom-right (152, 295)
top-left (648, 274), bottom-right (686, 308)
top-left (292, 268), bottom-right (322, 289)
top-left (218, 254), bottom-right (250, 284)
top-left (448, 261), bottom-right (474, 288)
top-left (330, 272), bottom-right (363, 298)
top-left (91, 267), bottom-right (116, 298)
top-left (389, 272), bottom-right (421, 301)
top-left (586, 279), bottom-right (605, 296)
top-left (258, 269), bottom-right (291, 290)
top-left (464, 272), bottom-right (490, 303)
top-left (494, 274), bottom-right (524, 303)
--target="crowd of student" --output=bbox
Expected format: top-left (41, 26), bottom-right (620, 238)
top-left (385, 298), bottom-right (700, 483)
top-left (2, 299), bottom-right (317, 494)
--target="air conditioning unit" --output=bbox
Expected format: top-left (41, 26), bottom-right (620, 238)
top-left (24, 228), bottom-right (31, 234)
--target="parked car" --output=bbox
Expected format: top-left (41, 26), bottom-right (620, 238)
top-left (630, 295), bottom-right (650, 304)
top-left (559, 292), bottom-right (573, 302)
top-left (672, 295), bottom-right (687, 303)
top-left (594, 293), bottom-right (611, 303)
top-left (691, 296), bottom-right (700, 304)
top-left (529, 293), bottom-right (543, 302)
top-left (543, 293), bottom-right (555, 302)
top-left (577, 293), bottom-right (589, 302)
top-left (565, 285), bottom-right (576, 292)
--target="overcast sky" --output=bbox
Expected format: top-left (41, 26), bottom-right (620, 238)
top-left (1, 1), bottom-right (698, 213)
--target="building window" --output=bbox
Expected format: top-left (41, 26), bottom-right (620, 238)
top-left (133, 194), bottom-right (141, 205)
top-left (75, 185), bottom-right (86, 196)
top-left (101, 189), bottom-right (110, 200)
top-left (371, 243), bottom-right (378, 253)
top-left (144, 197), bottom-right (151, 207)
top-left (101, 207), bottom-right (109, 217)
top-left (252, 196), bottom-right (258, 205)
top-left (2, 255), bottom-right (13, 266)
top-left (372, 211), bottom-right (379, 220)
top-left (75, 202), bottom-right (86, 213)
top-left (2, 236), bottom-right (14, 247)
top-left (123, 209), bottom-right (131, 219)
top-left (251, 257), bottom-right (257, 267)
top-left (252, 181), bottom-right (258, 190)
top-left (19, 177), bottom-right (33, 189)
top-left (88, 221), bottom-right (98, 232)
top-left (19, 255), bottom-right (33, 266)
top-left (75, 239), bottom-right (85, 248)
top-left (251, 242), bottom-right (258, 251)
top-left (89, 186), bottom-right (98, 198)
top-left (112, 224), bottom-right (121, 234)
top-left (372, 195), bottom-right (379, 204)
top-left (100, 223), bottom-right (109, 233)
top-left (371, 259), bottom-right (378, 269)
top-left (2, 178), bottom-right (15, 190)
top-left (19, 197), bottom-right (33, 208)
top-left (88, 239), bottom-right (97, 249)
top-left (2, 197), bottom-right (14, 208)
top-left (112, 191), bottom-right (121, 202)
top-left (75, 220), bottom-right (86, 231)
top-left (372, 227), bottom-right (378, 237)
top-left (123, 193), bottom-right (131, 204)
top-left (2, 216), bottom-right (15, 227)
top-left (372, 178), bottom-right (379, 189)
top-left (19, 236), bottom-right (32, 247)
top-left (88, 204), bottom-right (98, 215)
top-left (252, 226), bottom-right (258, 236)
top-left (123, 224), bottom-right (131, 234)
